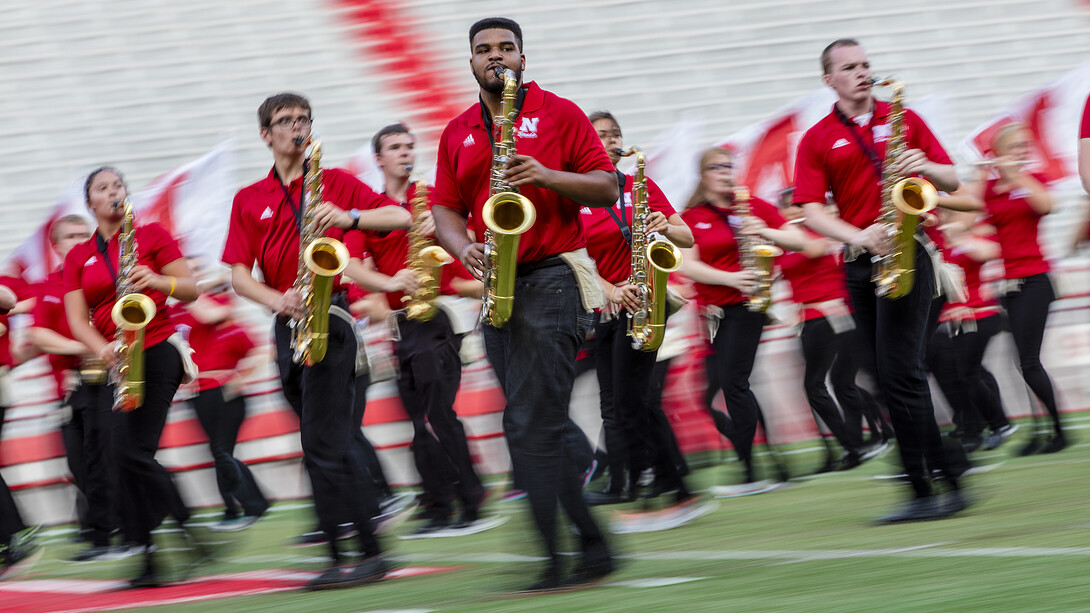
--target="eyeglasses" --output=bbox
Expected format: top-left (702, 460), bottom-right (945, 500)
top-left (269, 116), bottom-right (312, 130)
top-left (705, 163), bottom-right (733, 172)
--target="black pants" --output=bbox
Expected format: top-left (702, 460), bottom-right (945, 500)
top-left (192, 387), bottom-right (268, 519)
top-left (594, 315), bottom-right (687, 493)
top-left (829, 328), bottom-right (888, 443)
top-left (482, 264), bottom-right (606, 569)
top-left (113, 341), bottom-right (190, 547)
top-left (930, 315), bottom-right (1008, 436)
top-left (66, 382), bottom-right (119, 546)
top-left (352, 373), bottom-right (391, 499)
top-left (397, 310), bottom-right (481, 519)
top-left (845, 248), bottom-right (957, 498)
top-left (274, 304), bottom-right (379, 559)
top-left (800, 317), bottom-right (864, 453)
top-left (704, 304), bottom-right (768, 483)
top-left (59, 400), bottom-right (89, 534)
top-left (0, 405), bottom-right (27, 546)
top-left (648, 357), bottom-right (689, 482)
top-left (1001, 273), bottom-right (1062, 431)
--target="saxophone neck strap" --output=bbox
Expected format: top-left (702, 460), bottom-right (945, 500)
top-left (834, 104), bottom-right (884, 182)
top-left (95, 233), bottom-right (118, 283)
top-left (273, 165), bottom-right (307, 235)
top-left (480, 86), bottom-right (527, 149)
top-left (606, 170), bottom-right (632, 246)
top-left (705, 202), bottom-right (737, 239)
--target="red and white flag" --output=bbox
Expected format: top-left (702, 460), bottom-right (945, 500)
top-left (960, 61), bottom-right (1090, 183)
top-left (3, 141), bottom-right (235, 283)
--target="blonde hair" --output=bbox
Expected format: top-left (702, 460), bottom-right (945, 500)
top-left (685, 147), bottom-right (733, 210)
top-left (991, 121), bottom-right (1027, 156)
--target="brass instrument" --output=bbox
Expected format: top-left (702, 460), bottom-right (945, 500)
top-left (616, 147), bottom-right (682, 352)
top-left (479, 67), bottom-right (536, 328)
top-left (871, 78), bottom-right (937, 299)
top-left (111, 198), bottom-right (157, 411)
top-left (290, 138), bottom-right (350, 366)
top-left (402, 179), bottom-right (453, 321)
top-left (731, 186), bottom-right (782, 313)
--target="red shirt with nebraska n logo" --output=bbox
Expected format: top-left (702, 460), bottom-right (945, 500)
top-left (680, 198), bottom-right (786, 308)
top-left (793, 101), bottom-right (952, 228)
top-left (583, 175), bottom-right (677, 284)
top-left (33, 270), bottom-right (80, 395)
top-left (984, 172), bottom-right (1051, 279)
top-left (222, 167), bottom-right (393, 293)
top-left (432, 81), bottom-right (616, 263)
top-left (62, 224), bottom-right (183, 349)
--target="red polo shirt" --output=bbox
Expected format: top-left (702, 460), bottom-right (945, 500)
top-left (63, 224), bottom-right (182, 349)
top-left (681, 198), bottom-right (786, 308)
top-left (778, 229), bottom-right (849, 322)
top-left (432, 81), bottom-right (615, 263)
top-left (33, 270), bottom-right (80, 395)
top-left (583, 174), bottom-right (677, 284)
top-left (222, 166), bottom-right (393, 293)
top-left (1081, 94), bottom-right (1090, 139)
top-left (794, 101), bottom-right (952, 229)
top-left (176, 305), bottom-right (256, 392)
top-left (939, 244), bottom-right (999, 322)
top-left (0, 275), bottom-right (31, 369)
top-left (983, 172), bottom-right (1050, 279)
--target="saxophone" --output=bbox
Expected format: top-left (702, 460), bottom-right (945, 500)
top-left (871, 78), bottom-right (938, 299)
top-left (110, 198), bottom-right (157, 411)
top-left (731, 186), bottom-right (782, 313)
top-left (479, 67), bottom-right (536, 328)
top-left (290, 137), bottom-right (350, 365)
top-left (617, 146), bottom-right (682, 352)
top-left (402, 178), bottom-right (453, 321)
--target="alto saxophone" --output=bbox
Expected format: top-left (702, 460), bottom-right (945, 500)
top-left (731, 186), bottom-right (782, 313)
top-left (402, 178), bottom-right (453, 321)
top-left (616, 146), bottom-right (682, 352)
top-left (111, 198), bottom-right (157, 411)
top-left (479, 67), bottom-right (536, 328)
top-left (871, 77), bottom-right (937, 299)
top-left (290, 137), bottom-right (350, 365)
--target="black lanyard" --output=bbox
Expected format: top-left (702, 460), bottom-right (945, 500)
top-left (274, 165), bottom-right (307, 234)
top-left (606, 170), bottom-right (632, 245)
top-left (705, 203), bottom-right (738, 240)
top-left (833, 104), bottom-right (884, 182)
top-left (480, 86), bottom-right (527, 149)
top-left (95, 233), bottom-right (118, 283)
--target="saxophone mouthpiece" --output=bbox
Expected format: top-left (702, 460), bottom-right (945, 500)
top-left (294, 136), bottom-right (307, 147)
top-left (111, 199), bottom-right (123, 210)
top-left (492, 66), bottom-right (505, 79)
top-left (405, 163), bottom-right (414, 173)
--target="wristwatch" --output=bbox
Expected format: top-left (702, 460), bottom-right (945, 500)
top-left (348, 208), bottom-right (361, 230)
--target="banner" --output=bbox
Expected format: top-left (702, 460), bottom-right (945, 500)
top-left (2, 141), bottom-right (236, 282)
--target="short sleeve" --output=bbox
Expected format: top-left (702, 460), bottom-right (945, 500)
top-left (344, 230), bottom-right (369, 260)
top-left (564, 102), bottom-right (615, 175)
top-left (63, 246), bottom-right (86, 294)
top-left (222, 192), bottom-right (254, 268)
top-left (143, 224), bottom-right (184, 270)
top-left (432, 123), bottom-right (466, 215)
top-left (1081, 94), bottom-right (1090, 139)
top-left (752, 199), bottom-right (787, 229)
top-left (793, 127), bottom-right (829, 205)
top-left (906, 110), bottom-right (952, 166)
top-left (646, 177), bottom-right (677, 217)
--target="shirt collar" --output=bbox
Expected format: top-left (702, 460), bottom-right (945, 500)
top-left (470, 81), bottom-right (544, 129)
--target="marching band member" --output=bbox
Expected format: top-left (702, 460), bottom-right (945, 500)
top-left (1079, 93), bottom-right (1090, 196)
top-left (223, 93), bottom-right (410, 590)
top-left (343, 123), bottom-right (487, 537)
top-left (431, 17), bottom-right (619, 592)
top-left (794, 39), bottom-right (966, 524)
top-left (175, 279), bottom-right (269, 532)
top-left (581, 110), bottom-right (696, 506)
top-left (970, 123), bottom-right (1066, 453)
top-left (63, 166), bottom-right (200, 586)
top-left (680, 147), bottom-right (802, 492)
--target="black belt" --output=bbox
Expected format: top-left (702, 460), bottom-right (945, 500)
top-left (516, 255), bottom-right (565, 277)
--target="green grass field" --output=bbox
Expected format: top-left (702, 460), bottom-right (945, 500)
top-left (16, 414), bottom-right (1090, 613)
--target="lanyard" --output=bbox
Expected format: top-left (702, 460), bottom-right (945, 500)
top-left (705, 202), bottom-right (738, 239)
top-left (605, 170), bottom-right (632, 245)
top-left (480, 86), bottom-right (527, 149)
top-left (833, 104), bottom-right (884, 182)
top-left (274, 165), bottom-right (307, 234)
top-left (95, 233), bottom-right (118, 283)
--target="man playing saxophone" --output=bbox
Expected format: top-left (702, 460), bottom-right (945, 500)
top-left (431, 17), bottom-right (620, 593)
top-left (342, 123), bottom-right (488, 537)
top-left (223, 93), bottom-right (410, 590)
top-left (793, 39), bottom-right (967, 524)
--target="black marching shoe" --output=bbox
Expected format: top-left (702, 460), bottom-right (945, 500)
top-left (564, 556), bottom-right (615, 589)
top-left (129, 549), bottom-right (167, 589)
top-left (516, 565), bottom-right (567, 595)
top-left (339, 555), bottom-right (388, 587)
top-left (874, 496), bottom-right (943, 525)
top-left (305, 565), bottom-right (346, 591)
top-left (1039, 431), bottom-right (1067, 454)
top-left (584, 488), bottom-right (632, 506)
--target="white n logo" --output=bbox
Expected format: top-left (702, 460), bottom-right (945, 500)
top-left (519, 117), bottom-right (539, 134)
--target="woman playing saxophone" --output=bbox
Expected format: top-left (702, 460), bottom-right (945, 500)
top-left (63, 166), bottom-right (200, 586)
